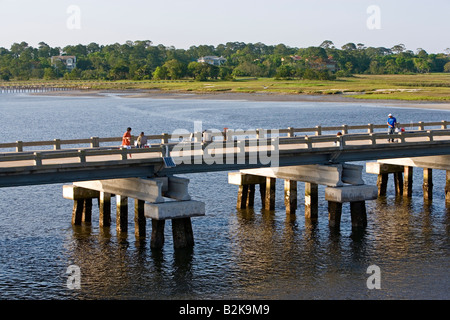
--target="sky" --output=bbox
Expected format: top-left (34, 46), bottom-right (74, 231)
top-left (0, 0), bottom-right (449, 53)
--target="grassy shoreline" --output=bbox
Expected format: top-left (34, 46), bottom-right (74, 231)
top-left (1, 74), bottom-right (449, 102)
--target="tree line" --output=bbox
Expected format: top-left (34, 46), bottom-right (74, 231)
top-left (0, 40), bottom-right (449, 82)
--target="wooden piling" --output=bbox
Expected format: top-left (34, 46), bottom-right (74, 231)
top-left (99, 192), bottom-right (111, 228)
top-left (265, 177), bottom-right (276, 210)
top-left (247, 184), bottom-right (255, 208)
top-left (328, 201), bottom-right (342, 228)
top-left (376, 173), bottom-right (388, 196)
top-left (423, 168), bottom-right (433, 201)
top-left (237, 185), bottom-right (249, 209)
top-left (116, 195), bottom-right (128, 233)
top-left (237, 184), bottom-right (255, 209)
top-left (305, 182), bottom-right (318, 220)
top-left (394, 172), bottom-right (403, 196)
top-left (445, 171), bottom-right (450, 204)
top-left (172, 218), bottom-right (194, 249)
top-left (284, 179), bottom-right (297, 214)
top-left (71, 199), bottom-right (84, 225)
top-left (82, 198), bottom-right (92, 225)
top-left (403, 166), bottom-right (413, 198)
top-left (350, 201), bottom-right (367, 228)
top-left (151, 219), bottom-right (165, 249)
top-left (259, 183), bottom-right (266, 209)
top-left (134, 199), bottom-right (146, 238)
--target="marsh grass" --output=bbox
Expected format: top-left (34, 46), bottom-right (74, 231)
top-left (2, 73), bottom-right (449, 101)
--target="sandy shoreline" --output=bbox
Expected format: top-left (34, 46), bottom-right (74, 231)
top-left (30, 89), bottom-right (450, 110)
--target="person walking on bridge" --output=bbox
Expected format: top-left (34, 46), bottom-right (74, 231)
top-left (122, 127), bottom-right (132, 158)
top-left (387, 114), bottom-right (397, 143)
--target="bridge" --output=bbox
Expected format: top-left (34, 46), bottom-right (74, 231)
top-left (2, 120), bottom-right (450, 249)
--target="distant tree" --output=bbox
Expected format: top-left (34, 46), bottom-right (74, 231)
top-left (163, 59), bottom-right (186, 80)
top-left (444, 62), bottom-right (450, 72)
top-left (413, 58), bottom-right (430, 73)
top-left (43, 67), bottom-right (58, 80)
top-left (275, 65), bottom-right (295, 79)
top-left (87, 42), bottom-right (101, 54)
top-left (391, 44), bottom-right (406, 54)
top-left (319, 40), bottom-right (334, 50)
top-left (341, 43), bottom-right (357, 51)
top-left (0, 67), bottom-right (11, 81)
top-left (153, 66), bottom-right (169, 80)
top-left (108, 64), bottom-right (129, 80)
top-left (416, 48), bottom-right (428, 59)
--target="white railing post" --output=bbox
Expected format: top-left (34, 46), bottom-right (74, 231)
top-left (54, 139), bottom-right (61, 150)
top-left (34, 152), bottom-right (42, 166)
top-left (90, 137), bottom-right (100, 148)
top-left (305, 136), bottom-right (312, 149)
top-left (16, 141), bottom-right (23, 152)
top-left (315, 126), bottom-right (322, 136)
top-left (78, 150), bottom-right (86, 163)
top-left (287, 127), bottom-right (294, 137)
top-left (418, 121), bottom-right (424, 130)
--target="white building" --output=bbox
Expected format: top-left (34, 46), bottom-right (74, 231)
top-left (51, 56), bottom-right (77, 71)
top-left (197, 56), bottom-right (227, 66)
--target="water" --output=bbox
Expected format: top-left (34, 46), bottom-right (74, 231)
top-left (0, 92), bottom-right (448, 300)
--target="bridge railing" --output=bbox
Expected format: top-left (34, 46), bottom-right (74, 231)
top-left (0, 121), bottom-right (449, 153)
top-left (2, 128), bottom-right (450, 168)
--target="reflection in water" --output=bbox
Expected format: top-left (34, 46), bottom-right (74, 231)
top-left (55, 186), bottom-right (450, 300)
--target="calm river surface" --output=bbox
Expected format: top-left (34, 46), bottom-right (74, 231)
top-left (0, 92), bottom-right (448, 300)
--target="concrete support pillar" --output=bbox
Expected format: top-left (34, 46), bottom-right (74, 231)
top-left (376, 173), bottom-right (388, 196)
top-left (237, 185), bottom-right (249, 209)
top-left (259, 183), bottom-right (266, 209)
top-left (394, 172), bottom-right (403, 196)
top-left (305, 182), bottom-right (318, 220)
top-left (328, 201), bottom-right (342, 228)
top-left (71, 200), bottom-right (84, 226)
top-left (237, 184), bottom-right (256, 209)
top-left (403, 166), bottom-right (413, 198)
top-left (265, 177), bottom-right (276, 210)
top-left (247, 185), bottom-right (255, 208)
top-left (99, 192), bottom-right (111, 228)
top-left (423, 168), bottom-right (433, 201)
top-left (350, 201), bottom-right (367, 228)
top-left (284, 180), bottom-right (297, 215)
top-left (445, 171), bottom-right (450, 204)
top-left (116, 195), bottom-right (128, 233)
top-left (172, 218), bottom-right (194, 249)
top-left (82, 198), bottom-right (92, 225)
top-left (134, 199), bottom-right (146, 238)
top-left (150, 219), bottom-right (165, 249)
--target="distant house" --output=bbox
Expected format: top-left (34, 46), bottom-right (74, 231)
top-left (197, 56), bottom-right (227, 66)
top-left (325, 59), bottom-right (338, 72)
top-left (291, 55), bottom-right (338, 72)
top-left (51, 56), bottom-right (77, 71)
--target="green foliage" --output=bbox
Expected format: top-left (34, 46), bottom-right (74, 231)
top-left (0, 40), bottom-right (449, 82)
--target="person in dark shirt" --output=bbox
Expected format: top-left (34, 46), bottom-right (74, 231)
top-left (387, 114), bottom-right (397, 142)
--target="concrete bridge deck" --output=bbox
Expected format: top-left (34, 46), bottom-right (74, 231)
top-left (1, 121), bottom-right (450, 187)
